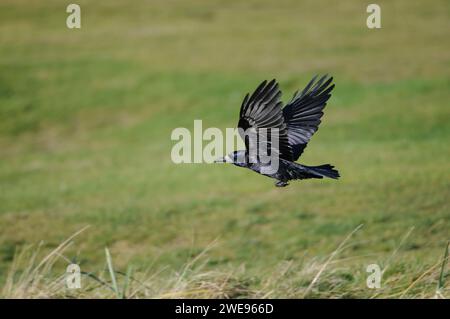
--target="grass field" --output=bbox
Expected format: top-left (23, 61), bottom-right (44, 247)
top-left (0, 0), bottom-right (449, 298)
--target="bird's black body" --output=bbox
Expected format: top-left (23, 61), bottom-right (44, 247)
top-left (217, 75), bottom-right (340, 187)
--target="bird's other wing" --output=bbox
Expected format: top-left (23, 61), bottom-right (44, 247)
top-left (238, 79), bottom-right (293, 161)
top-left (282, 75), bottom-right (335, 161)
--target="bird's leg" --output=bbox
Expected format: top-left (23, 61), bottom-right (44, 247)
top-left (275, 180), bottom-right (289, 187)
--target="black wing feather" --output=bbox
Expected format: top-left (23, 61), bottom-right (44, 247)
top-left (238, 80), bottom-right (293, 161)
top-left (282, 75), bottom-right (335, 161)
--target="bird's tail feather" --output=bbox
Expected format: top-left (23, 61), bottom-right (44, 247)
top-left (304, 164), bottom-right (340, 180)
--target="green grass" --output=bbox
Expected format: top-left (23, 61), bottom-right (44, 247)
top-left (0, 0), bottom-right (449, 298)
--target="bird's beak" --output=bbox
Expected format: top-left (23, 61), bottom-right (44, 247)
top-left (214, 155), bottom-right (233, 163)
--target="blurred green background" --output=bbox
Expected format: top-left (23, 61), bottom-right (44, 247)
top-left (0, 0), bottom-right (449, 297)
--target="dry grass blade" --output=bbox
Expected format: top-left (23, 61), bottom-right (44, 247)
top-left (382, 226), bottom-right (415, 276)
top-left (400, 241), bottom-right (449, 299)
top-left (303, 224), bottom-right (364, 297)
top-left (1, 226), bottom-right (90, 298)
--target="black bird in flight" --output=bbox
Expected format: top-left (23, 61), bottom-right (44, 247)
top-left (215, 75), bottom-right (340, 187)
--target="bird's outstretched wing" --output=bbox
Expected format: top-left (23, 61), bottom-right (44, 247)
top-left (282, 75), bottom-right (335, 161)
top-left (238, 79), bottom-right (293, 161)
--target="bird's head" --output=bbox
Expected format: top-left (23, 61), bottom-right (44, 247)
top-left (214, 150), bottom-right (247, 167)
